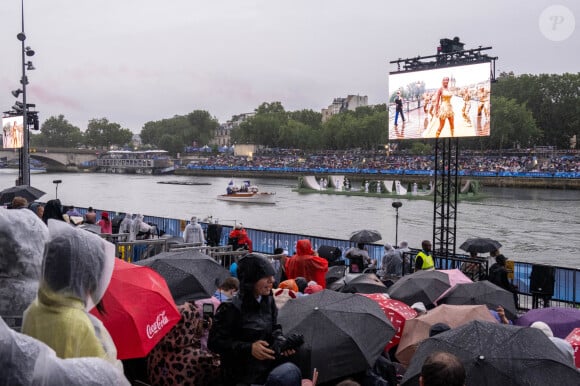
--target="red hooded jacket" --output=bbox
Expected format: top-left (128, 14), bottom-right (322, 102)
top-left (285, 239), bottom-right (328, 289)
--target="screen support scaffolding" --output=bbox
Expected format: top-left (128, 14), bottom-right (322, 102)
top-left (389, 39), bottom-right (497, 257)
top-left (432, 137), bottom-right (459, 258)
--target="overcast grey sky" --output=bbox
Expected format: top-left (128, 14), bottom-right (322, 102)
top-left (0, 0), bottom-right (577, 133)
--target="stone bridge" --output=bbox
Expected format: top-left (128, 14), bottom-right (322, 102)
top-left (0, 147), bottom-right (99, 167)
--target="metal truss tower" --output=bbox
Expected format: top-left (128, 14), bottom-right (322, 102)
top-left (389, 38), bottom-right (497, 256)
top-left (432, 137), bottom-right (459, 257)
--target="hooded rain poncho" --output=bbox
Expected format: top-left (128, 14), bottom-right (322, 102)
top-left (285, 239), bottom-right (328, 288)
top-left (0, 208), bottom-right (49, 331)
top-left (22, 220), bottom-right (117, 366)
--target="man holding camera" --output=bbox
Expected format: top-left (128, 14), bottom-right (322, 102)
top-left (208, 253), bottom-right (303, 386)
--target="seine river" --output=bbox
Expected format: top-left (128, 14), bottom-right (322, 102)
top-left (2, 172), bottom-right (579, 269)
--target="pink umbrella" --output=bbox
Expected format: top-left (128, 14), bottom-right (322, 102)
top-left (565, 328), bottom-right (580, 368)
top-left (434, 269), bottom-right (473, 304)
top-left (361, 293), bottom-right (417, 351)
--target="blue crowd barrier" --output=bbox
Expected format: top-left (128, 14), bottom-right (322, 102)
top-left (182, 164), bottom-right (580, 179)
top-left (76, 207), bottom-right (580, 307)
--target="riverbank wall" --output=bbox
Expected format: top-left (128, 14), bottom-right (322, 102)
top-left (175, 169), bottom-right (580, 190)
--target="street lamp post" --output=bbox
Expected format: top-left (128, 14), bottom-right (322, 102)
top-left (53, 180), bottom-right (62, 199)
top-left (392, 201), bottom-right (403, 247)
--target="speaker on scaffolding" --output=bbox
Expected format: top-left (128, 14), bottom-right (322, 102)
top-left (530, 264), bottom-right (555, 296)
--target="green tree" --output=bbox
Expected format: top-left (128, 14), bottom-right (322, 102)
top-left (233, 102), bottom-right (288, 146)
top-left (84, 118), bottom-right (133, 148)
top-left (489, 97), bottom-right (542, 153)
top-left (493, 72), bottom-right (579, 148)
top-left (140, 110), bottom-right (218, 153)
top-left (31, 115), bottom-right (83, 148)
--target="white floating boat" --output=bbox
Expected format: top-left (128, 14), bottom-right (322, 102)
top-left (217, 180), bottom-right (276, 204)
top-left (217, 191), bottom-right (276, 204)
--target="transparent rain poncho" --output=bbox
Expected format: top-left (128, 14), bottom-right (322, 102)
top-left (41, 220), bottom-right (115, 311)
top-left (0, 208), bottom-right (49, 330)
top-left (21, 220), bottom-right (117, 364)
top-left (0, 316), bottom-right (129, 386)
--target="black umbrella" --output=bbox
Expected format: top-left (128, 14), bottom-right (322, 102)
top-left (325, 265), bottom-right (347, 287)
top-left (135, 250), bottom-right (230, 303)
top-left (340, 273), bottom-right (389, 294)
top-left (278, 290), bottom-right (395, 384)
top-left (459, 237), bottom-right (502, 254)
top-left (400, 320), bottom-right (580, 386)
top-left (0, 185), bottom-right (45, 204)
top-left (387, 270), bottom-right (450, 307)
top-left (349, 229), bottom-right (382, 244)
top-left (437, 280), bottom-right (518, 320)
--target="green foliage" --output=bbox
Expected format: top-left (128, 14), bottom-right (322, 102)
top-left (85, 118), bottom-right (133, 148)
top-left (493, 72), bottom-right (579, 149)
top-left (489, 97), bottom-right (542, 153)
top-left (410, 142), bottom-right (432, 155)
top-left (36, 73), bottom-right (578, 153)
top-left (31, 115), bottom-right (83, 148)
top-left (140, 110), bottom-right (218, 154)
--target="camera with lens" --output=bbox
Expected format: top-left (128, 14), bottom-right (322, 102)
top-left (271, 333), bottom-right (304, 359)
top-left (202, 303), bottom-right (214, 329)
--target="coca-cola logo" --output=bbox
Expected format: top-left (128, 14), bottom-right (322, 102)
top-left (146, 310), bottom-right (169, 339)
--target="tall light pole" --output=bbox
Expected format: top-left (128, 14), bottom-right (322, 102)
top-left (15, 0), bottom-right (34, 186)
top-left (392, 201), bottom-right (403, 247)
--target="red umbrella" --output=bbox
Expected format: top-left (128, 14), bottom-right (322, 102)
top-left (90, 259), bottom-right (181, 359)
top-left (361, 293), bottom-right (417, 351)
top-left (565, 328), bottom-right (580, 368)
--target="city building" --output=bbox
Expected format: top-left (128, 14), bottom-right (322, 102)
top-left (321, 94), bottom-right (368, 122)
top-left (211, 112), bottom-right (255, 147)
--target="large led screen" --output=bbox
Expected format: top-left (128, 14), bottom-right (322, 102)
top-left (388, 62), bottom-right (491, 140)
top-left (2, 116), bottom-right (24, 149)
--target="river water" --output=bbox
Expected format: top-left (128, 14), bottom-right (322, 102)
top-left (2, 172), bottom-right (579, 269)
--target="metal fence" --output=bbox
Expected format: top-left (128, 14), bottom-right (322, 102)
top-left (77, 207), bottom-right (580, 310)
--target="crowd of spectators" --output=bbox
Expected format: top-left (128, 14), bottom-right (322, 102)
top-left (186, 148), bottom-right (580, 174)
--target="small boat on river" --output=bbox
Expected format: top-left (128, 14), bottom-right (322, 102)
top-left (217, 180), bottom-right (276, 204)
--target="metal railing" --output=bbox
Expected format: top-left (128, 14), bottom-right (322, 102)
top-left (77, 207), bottom-right (580, 309)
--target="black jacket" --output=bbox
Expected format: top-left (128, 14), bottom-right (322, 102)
top-left (488, 262), bottom-right (516, 293)
top-left (208, 292), bottom-right (283, 386)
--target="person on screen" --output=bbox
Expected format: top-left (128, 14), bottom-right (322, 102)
top-left (476, 86), bottom-right (490, 119)
top-left (394, 91), bottom-right (405, 126)
top-left (461, 87), bottom-right (472, 123)
top-left (434, 77), bottom-right (455, 138)
top-left (2, 122), bottom-right (11, 147)
top-left (11, 121), bottom-right (22, 148)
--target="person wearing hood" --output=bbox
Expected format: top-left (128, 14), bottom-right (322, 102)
top-left (0, 316), bottom-right (129, 386)
top-left (0, 208), bottom-right (49, 332)
top-left (229, 223), bottom-right (253, 252)
top-left (97, 211), bottom-right (112, 234)
top-left (130, 214), bottom-right (151, 241)
top-left (183, 216), bottom-right (206, 245)
top-left (21, 220), bottom-right (119, 369)
top-left (119, 212), bottom-right (132, 234)
top-left (381, 243), bottom-right (402, 277)
top-left (285, 239), bottom-right (328, 289)
top-left (530, 321), bottom-right (575, 366)
top-left (208, 253), bottom-right (302, 386)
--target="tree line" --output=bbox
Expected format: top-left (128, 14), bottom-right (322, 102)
top-left (29, 72), bottom-right (578, 154)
